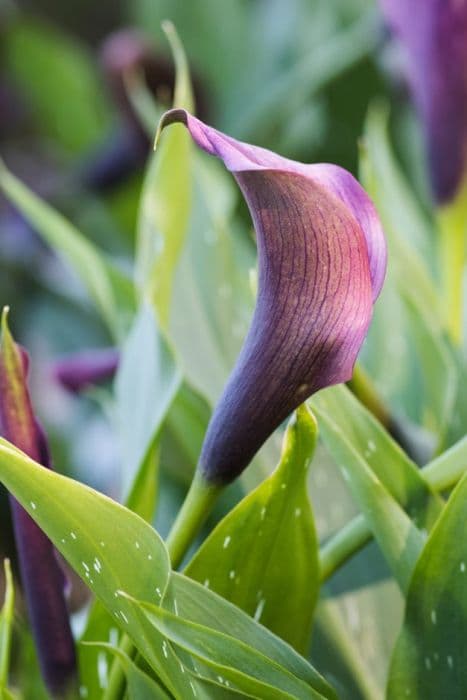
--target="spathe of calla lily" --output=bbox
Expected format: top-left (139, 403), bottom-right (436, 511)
top-left (0, 309), bottom-right (77, 696)
top-left (52, 347), bottom-right (119, 394)
top-left (379, 0), bottom-right (467, 203)
top-left (158, 110), bottom-right (387, 485)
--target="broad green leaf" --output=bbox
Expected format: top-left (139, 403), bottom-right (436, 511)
top-left (134, 598), bottom-right (332, 700)
top-left (0, 559), bottom-right (14, 691)
top-left (135, 22), bottom-right (193, 327)
top-left (0, 440), bottom-right (171, 646)
top-left (0, 441), bottom-right (205, 698)
top-left (311, 389), bottom-right (427, 591)
top-left (164, 573), bottom-right (336, 700)
top-left (320, 431), bottom-right (467, 581)
top-left (0, 162), bottom-right (135, 339)
top-left (85, 643), bottom-right (171, 699)
top-left (186, 406), bottom-right (319, 653)
top-left (3, 19), bottom-right (110, 153)
top-left (115, 303), bottom-right (182, 500)
top-left (311, 385), bottom-right (443, 529)
top-left (360, 103), bottom-right (457, 439)
top-left (388, 471), bottom-right (467, 699)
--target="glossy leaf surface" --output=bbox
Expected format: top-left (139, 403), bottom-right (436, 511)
top-left (186, 406), bottom-right (319, 653)
top-left (388, 472), bottom-right (467, 699)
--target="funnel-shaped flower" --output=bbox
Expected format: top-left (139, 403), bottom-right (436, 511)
top-left (0, 310), bottom-right (77, 695)
top-left (158, 110), bottom-right (386, 484)
top-left (379, 0), bottom-right (467, 203)
top-left (52, 347), bottom-right (119, 394)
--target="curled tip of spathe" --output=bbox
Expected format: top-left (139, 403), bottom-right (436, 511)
top-left (154, 107), bottom-right (187, 150)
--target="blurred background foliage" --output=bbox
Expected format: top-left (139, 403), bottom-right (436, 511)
top-left (0, 0), bottom-right (456, 697)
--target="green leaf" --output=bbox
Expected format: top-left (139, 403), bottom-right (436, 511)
top-left (186, 405), bottom-right (320, 653)
top-left (84, 643), bottom-right (171, 699)
top-left (3, 19), bottom-right (110, 153)
top-left (0, 162), bottom-right (135, 339)
top-left (79, 602), bottom-right (116, 700)
top-left (0, 442), bottom-right (244, 699)
top-left (311, 385), bottom-right (443, 528)
top-left (133, 598), bottom-right (332, 700)
top-left (401, 289), bottom-right (457, 440)
top-left (135, 22), bottom-right (193, 327)
top-left (162, 381), bottom-right (211, 486)
top-left (115, 303), bottom-right (182, 500)
top-left (0, 440), bottom-right (171, 654)
top-left (164, 573), bottom-right (336, 699)
top-left (360, 102), bottom-right (457, 439)
top-left (311, 387), bottom-right (434, 590)
top-left (0, 560), bottom-right (14, 691)
top-left (387, 471), bottom-right (467, 699)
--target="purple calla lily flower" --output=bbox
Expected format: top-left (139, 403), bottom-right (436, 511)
top-left (52, 347), bottom-right (119, 394)
top-left (379, 0), bottom-right (467, 203)
top-left (0, 309), bottom-right (77, 695)
top-left (158, 110), bottom-right (387, 484)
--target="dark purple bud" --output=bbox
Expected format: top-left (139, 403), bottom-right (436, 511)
top-left (78, 128), bottom-right (149, 193)
top-left (158, 111), bottom-right (387, 484)
top-left (0, 309), bottom-right (77, 696)
top-left (52, 347), bottom-right (119, 394)
top-left (379, 0), bottom-right (467, 203)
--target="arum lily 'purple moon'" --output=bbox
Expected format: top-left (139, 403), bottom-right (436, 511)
top-left (158, 110), bottom-right (387, 484)
top-left (0, 309), bottom-right (77, 695)
top-left (379, 0), bottom-right (467, 203)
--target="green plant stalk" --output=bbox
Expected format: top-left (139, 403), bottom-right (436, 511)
top-left (348, 364), bottom-right (390, 427)
top-left (103, 473), bottom-right (223, 699)
top-left (165, 472), bottom-right (223, 569)
top-left (0, 559), bottom-right (14, 689)
top-left (436, 179), bottom-right (467, 346)
top-left (319, 440), bottom-right (467, 581)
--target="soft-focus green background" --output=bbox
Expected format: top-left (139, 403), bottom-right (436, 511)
top-left (0, 1), bottom-right (454, 698)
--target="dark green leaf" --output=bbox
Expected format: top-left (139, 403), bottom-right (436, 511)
top-left (388, 471), bottom-right (467, 699)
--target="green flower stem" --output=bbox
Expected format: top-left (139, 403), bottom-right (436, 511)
top-left (348, 364), bottom-right (390, 427)
top-left (103, 473), bottom-right (222, 699)
top-left (320, 441), bottom-right (467, 581)
top-left (320, 514), bottom-right (370, 582)
top-left (349, 364), bottom-right (426, 465)
top-left (166, 472), bottom-right (224, 569)
top-left (0, 559), bottom-right (14, 688)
